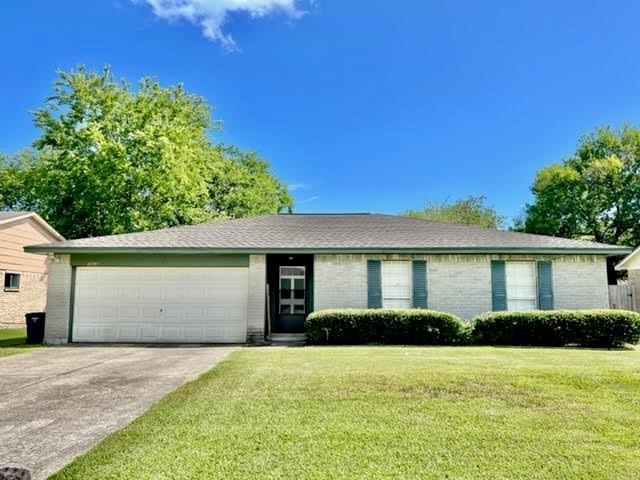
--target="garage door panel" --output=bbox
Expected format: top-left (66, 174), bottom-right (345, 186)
top-left (117, 325), bottom-right (141, 342)
top-left (73, 267), bottom-right (248, 343)
top-left (165, 287), bottom-right (187, 301)
top-left (140, 326), bottom-right (160, 341)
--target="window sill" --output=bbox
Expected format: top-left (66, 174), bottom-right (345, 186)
top-left (4, 288), bottom-right (20, 292)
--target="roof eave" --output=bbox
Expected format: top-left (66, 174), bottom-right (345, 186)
top-left (1, 213), bottom-right (64, 241)
top-left (615, 245), bottom-right (640, 270)
top-left (23, 246), bottom-right (632, 256)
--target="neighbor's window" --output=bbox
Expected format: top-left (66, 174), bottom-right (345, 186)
top-left (382, 261), bottom-right (412, 308)
top-left (4, 272), bottom-right (20, 291)
top-left (506, 262), bottom-right (537, 311)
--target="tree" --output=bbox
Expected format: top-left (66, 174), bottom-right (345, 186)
top-left (521, 125), bottom-right (640, 282)
top-left (209, 146), bottom-right (291, 218)
top-left (404, 195), bottom-right (504, 229)
top-left (0, 67), bottom-right (291, 238)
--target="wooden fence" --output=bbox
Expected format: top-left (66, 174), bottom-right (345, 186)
top-left (609, 284), bottom-right (636, 311)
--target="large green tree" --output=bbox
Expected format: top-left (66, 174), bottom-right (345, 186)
top-left (522, 125), bottom-right (640, 281)
top-left (404, 195), bottom-right (504, 229)
top-left (523, 126), bottom-right (640, 245)
top-left (0, 67), bottom-right (291, 238)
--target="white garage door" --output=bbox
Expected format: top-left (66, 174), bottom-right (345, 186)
top-left (73, 267), bottom-right (248, 343)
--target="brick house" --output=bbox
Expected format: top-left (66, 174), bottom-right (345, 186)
top-left (24, 213), bottom-right (629, 344)
top-left (0, 211), bottom-right (64, 329)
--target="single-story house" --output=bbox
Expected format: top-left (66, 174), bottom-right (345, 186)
top-left (24, 213), bottom-right (630, 344)
top-left (1, 211), bottom-right (64, 328)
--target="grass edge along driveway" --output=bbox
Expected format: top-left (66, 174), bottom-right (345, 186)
top-left (0, 327), bottom-right (43, 357)
top-left (51, 346), bottom-right (640, 480)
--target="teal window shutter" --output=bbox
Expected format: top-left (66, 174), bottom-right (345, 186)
top-left (537, 261), bottom-right (554, 310)
top-left (412, 260), bottom-right (428, 308)
top-left (367, 260), bottom-right (382, 308)
top-left (491, 260), bottom-right (507, 311)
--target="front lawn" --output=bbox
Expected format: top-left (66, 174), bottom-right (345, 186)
top-left (52, 347), bottom-right (640, 479)
top-left (0, 327), bottom-right (43, 357)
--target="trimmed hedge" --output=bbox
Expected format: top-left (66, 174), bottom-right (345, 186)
top-left (471, 309), bottom-right (640, 348)
top-left (305, 309), bottom-right (469, 345)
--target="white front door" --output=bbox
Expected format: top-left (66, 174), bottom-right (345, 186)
top-left (73, 267), bottom-right (248, 343)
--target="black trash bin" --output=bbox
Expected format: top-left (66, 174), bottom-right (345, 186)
top-left (25, 312), bottom-right (46, 344)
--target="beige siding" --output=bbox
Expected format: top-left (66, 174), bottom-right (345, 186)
top-left (314, 253), bottom-right (610, 320)
top-left (0, 217), bottom-right (60, 327)
top-left (0, 218), bottom-right (55, 274)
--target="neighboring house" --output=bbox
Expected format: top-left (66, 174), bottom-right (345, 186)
top-left (1, 211), bottom-right (64, 328)
top-left (615, 248), bottom-right (640, 311)
top-left (24, 213), bottom-right (629, 344)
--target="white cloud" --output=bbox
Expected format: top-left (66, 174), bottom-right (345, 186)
top-left (297, 195), bottom-right (319, 204)
top-left (288, 182), bottom-right (311, 191)
top-left (136, 0), bottom-right (306, 50)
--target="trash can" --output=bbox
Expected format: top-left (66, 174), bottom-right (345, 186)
top-left (25, 312), bottom-right (46, 344)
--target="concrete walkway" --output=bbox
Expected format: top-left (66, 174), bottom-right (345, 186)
top-left (0, 345), bottom-right (236, 479)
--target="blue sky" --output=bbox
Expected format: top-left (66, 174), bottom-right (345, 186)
top-left (2, 1), bottom-right (640, 223)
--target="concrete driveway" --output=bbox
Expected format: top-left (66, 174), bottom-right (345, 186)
top-left (0, 345), bottom-right (236, 479)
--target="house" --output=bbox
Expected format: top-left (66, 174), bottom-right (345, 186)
top-left (24, 213), bottom-right (629, 344)
top-left (1, 211), bottom-right (64, 328)
top-left (615, 247), bottom-right (640, 311)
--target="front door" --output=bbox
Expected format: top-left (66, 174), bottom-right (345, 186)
top-left (277, 265), bottom-right (306, 333)
top-left (267, 254), bottom-right (313, 334)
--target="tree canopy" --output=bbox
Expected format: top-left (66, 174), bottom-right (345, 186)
top-left (522, 125), bottom-right (640, 248)
top-left (0, 67), bottom-right (292, 239)
top-left (404, 195), bottom-right (504, 229)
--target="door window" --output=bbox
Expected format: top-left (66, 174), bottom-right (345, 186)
top-left (280, 266), bottom-right (306, 314)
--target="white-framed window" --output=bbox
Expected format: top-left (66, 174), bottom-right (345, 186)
top-left (381, 261), bottom-right (412, 308)
top-left (4, 272), bottom-right (20, 291)
top-left (506, 262), bottom-right (537, 311)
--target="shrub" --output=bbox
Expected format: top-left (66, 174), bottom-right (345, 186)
top-left (471, 309), bottom-right (640, 348)
top-left (305, 309), bottom-right (469, 345)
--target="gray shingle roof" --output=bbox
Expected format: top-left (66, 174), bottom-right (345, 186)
top-left (24, 213), bottom-right (629, 254)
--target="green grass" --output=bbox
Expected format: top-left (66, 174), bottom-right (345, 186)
top-left (51, 347), bottom-right (640, 480)
top-left (0, 327), bottom-right (43, 357)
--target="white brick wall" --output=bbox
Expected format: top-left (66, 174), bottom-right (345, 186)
top-left (427, 256), bottom-right (492, 319)
top-left (246, 254), bottom-right (266, 342)
top-left (314, 253), bottom-right (610, 320)
top-left (44, 254), bottom-right (71, 344)
top-left (314, 255), bottom-right (367, 310)
top-left (553, 255), bottom-right (609, 309)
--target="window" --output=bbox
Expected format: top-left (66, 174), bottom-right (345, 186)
top-left (382, 261), bottom-right (412, 308)
top-left (4, 272), bottom-right (20, 291)
top-left (279, 266), bottom-right (305, 314)
top-left (506, 262), bottom-right (537, 311)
